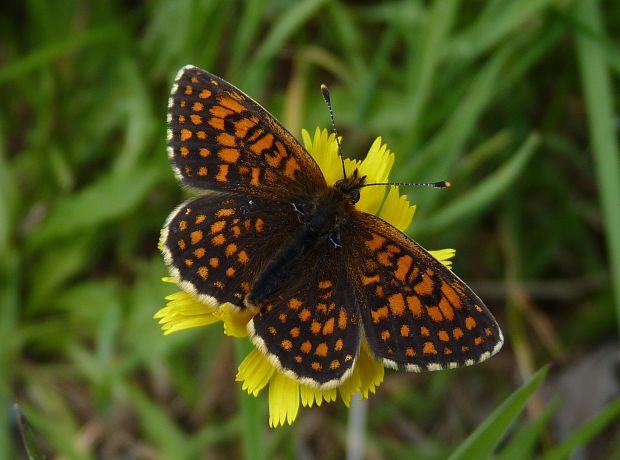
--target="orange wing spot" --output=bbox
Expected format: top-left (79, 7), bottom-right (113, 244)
top-left (462, 345), bottom-right (470, 353)
top-left (453, 327), bottom-right (464, 339)
top-left (197, 131), bottom-right (207, 140)
top-left (217, 132), bottom-right (236, 147)
top-left (190, 230), bottom-right (203, 244)
top-left (231, 226), bottom-right (241, 237)
top-left (301, 341), bottom-right (312, 354)
top-left (216, 208), bottom-right (235, 217)
top-left (334, 339), bottom-right (343, 351)
top-left (180, 129), bottom-right (192, 141)
top-left (406, 296), bottom-right (423, 318)
top-left (345, 354), bottom-right (353, 362)
top-left (180, 146), bottom-right (189, 157)
top-left (465, 316), bottom-right (477, 330)
top-left (322, 318), bottom-right (335, 335)
top-left (190, 76), bottom-right (198, 83)
top-left (406, 347), bottom-right (416, 357)
top-left (216, 164), bottom-right (229, 182)
top-left (438, 330), bottom-right (450, 342)
top-left (362, 274), bottom-right (380, 285)
top-left (400, 325), bottom-right (410, 337)
top-left (241, 281), bottom-right (250, 293)
top-left (423, 342), bottom-right (438, 355)
top-left (219, 96), bottom-right (246, 113)
top-left (208, 117), bottom-right (224, 130)
top-left (234, 117), bottom-right (256, 137)
top-left (375, 285), bottom-right (384, 297)
top-left (195, 215), bottom-right (206, 224)
top-left (198, 89), bottom-right (211, 99)
top-left (441, 282), bottom-right (463, 309)
top-left (421, 326), bottom-right (430, 337)
top-left (218, 149), bottom-right (239, 164)
top-left (255, 218), bottom-right (264, 232)
top-left (250, 167), bottom-right (260, 186)
top-left (210, 105), bottom-right (233, 119)
top-left (318, 280), bottom-right (332, 289)
top-left (485, 327), bottom-right (492, 336)
top-left (209, 257), bottom-right (219, 268)
top-left (365, 233), bottom-right (386, 252)
top-left (244, 219), bottom-right (251, 230)
top-left (444, 347), bottom-right (453, 355)
top-left (311, 362), bottom-right (322, 371)
top-left (211, 234), bottom-right (225, 246)
top-left (386, 244), bottom-right (401, 254)
top-left (315, 342), bottom-right (328, 357)
top-left (192, 102), bottom-right (204, 111)
top-left (178, 239), bottom-right (186, 250)
top-left (414, 275), bottom-right (434, 296)
top-left (193, 248), bottom-right (206, 259)
top-left (210, 220), bottom-right (226, 234)
top-left (179, 220), bottom-right (188, 231)
top-left (197, 266), bottom-right (208, 280)
top-left (180, 100), bottom-right (186, 108)
top-left (184, 85), bottom-right (193, 95)
top-left (388, 293), bottom-right (406, 316)
top-left (214, 281), bottom-right (224, 289)
top-left (278, 313), bottom-right (287, 323)
top-left (474, 336), bottom-right (484, 345)
top-left (225, 243), bottom-right (237, 256)
top-left (238, 250), bottom-right (249, 264)
top-left (298, 309), bottom-right (311, 322)
top-left (377, 251), bottom-right (392, 266)
top-left (310, 321), bottom-right (322, 334)
top-left (294, 355), bottom-right (302, 363)
top-left (250, 133), bottom-right (274, 154)
top-left (288, 298), bottom-right (302, 310)
top-left (371, 306), bottom-right (389, 324)
top-left (178, 112), bottom-right (185, 123)
top-left (284, 157), bottom-right (300, 179)
top-left (247, 125), bottom-right (263, 141)
top-left (427, 306), bottom-right (443, 322)
top-left (268, 326), bottom-right (276, 335)
top-left (290, 327), bottom-right (300, 338)
top-left (475, 305), bottom-right (483, 312)
top-left (265, 150), bottom-right (285, 168)
top-left (185, 258), bottom-right (193, 267)
top-left (199, 148), bottom-right (210, 157)
top-left (184, 165), bottom-right (193, 176)
top-left (395, 255), bottom-right (413, 281)
top-left (190, 114), bottom-right (203, 125)
top-left (381, 330), bottom-right (391, 341)
top-left (281, 340), bottom-right (292, 351)
top-left (226, 267), bottom-right (235, 277)
top-left (338, 308), bottom-right (347, 330)
top-left (438, 297), bottom-right (454, 321)
top-left (330, 360), bottom-right (341, 370)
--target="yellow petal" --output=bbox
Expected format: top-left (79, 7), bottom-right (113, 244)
top-left (429, 248), bottom-right (456, 269)
top-left (355, 342), bottom-right (385, 399)
top-left (355, 137), bottom-right (395, 215)
top-left (236, 349), bottom-right (275, 396)
top-left (220, 304), bottom-right (253, 337)
top-left (303, 128), bottom-right (342, 186)
top-left (269, 372), bottom-right (300, 427)
top-left (379, 186), bottom-right (416, 232)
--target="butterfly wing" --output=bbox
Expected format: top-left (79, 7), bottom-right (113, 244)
top-left (161, 193), bottom-right (299, 307)
top-left (167, 66), bottom-right (326, 198)
top-left (248, 242), bottom-right (361, 388)
top-left (346, 212), bottom-right (503, 371)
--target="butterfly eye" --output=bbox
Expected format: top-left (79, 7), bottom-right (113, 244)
top-left (349, 189), bottom-right (360, 203)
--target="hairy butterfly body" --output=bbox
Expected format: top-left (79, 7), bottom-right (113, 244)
top-left (162, 65), bottom-right (503, 388)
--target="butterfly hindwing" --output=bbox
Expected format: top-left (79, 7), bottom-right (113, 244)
top-left (346, 212), bottom-right (503, 371)
top-left (248, 243), bottom-right (361, 387)
top-left (167, 66), bottom-right (326, 198)
top-left (161, 192), bottom-right (298, 307)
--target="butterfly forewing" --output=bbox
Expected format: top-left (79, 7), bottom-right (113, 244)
top-left (167, 66), bottom-right (326, 198)
top-left (347, 212), bottom-right (503, 372)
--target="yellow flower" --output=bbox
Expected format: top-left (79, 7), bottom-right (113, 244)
top-left (155, 128), bottom-right (455, 427)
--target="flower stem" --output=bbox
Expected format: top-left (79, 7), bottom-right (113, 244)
top-left (346, 394), bottom-right (367, 460)
top-left (236, 339), bottom-right (264, 460)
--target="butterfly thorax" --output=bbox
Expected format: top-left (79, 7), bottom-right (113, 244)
top-left (245, 170), bottom-right (366, 309)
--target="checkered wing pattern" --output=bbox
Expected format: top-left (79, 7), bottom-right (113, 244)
top-left (167, 66), bottom-right (326, 199)
top-left (161, 193), bottom-right (298, 307)
top-left (248, 244), bottom-right (361, 387)
top-left (347, 212), bottom-right (503, 372)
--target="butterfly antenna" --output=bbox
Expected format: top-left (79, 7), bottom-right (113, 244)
top-left (320, 84), bottom-right (347, 180)
top-left (358, 180), bottom-right (452, 189)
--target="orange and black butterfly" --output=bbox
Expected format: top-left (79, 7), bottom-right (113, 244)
top-left (161, 65), bottom-right (503, 388)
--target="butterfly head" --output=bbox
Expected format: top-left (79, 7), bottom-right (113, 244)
top-left (334, 168), bottom-right (366, 205)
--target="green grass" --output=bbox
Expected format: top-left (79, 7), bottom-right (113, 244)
top-left (2, 0), bottom-right (620, 458)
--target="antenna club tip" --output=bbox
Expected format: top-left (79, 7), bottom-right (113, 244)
top-left (320, 84), bottom-right (330, 100)
top-left (444, 181), bottom-right (452, 188)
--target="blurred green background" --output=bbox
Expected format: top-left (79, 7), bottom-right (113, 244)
top-left (2, 0), bottom-right (620, 458)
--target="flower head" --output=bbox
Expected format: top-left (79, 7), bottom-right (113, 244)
top-left (156, 128), bottom-right (455, 427)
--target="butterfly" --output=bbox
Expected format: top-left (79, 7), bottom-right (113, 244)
top-left (161, 65), bottom-right (503, 388)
